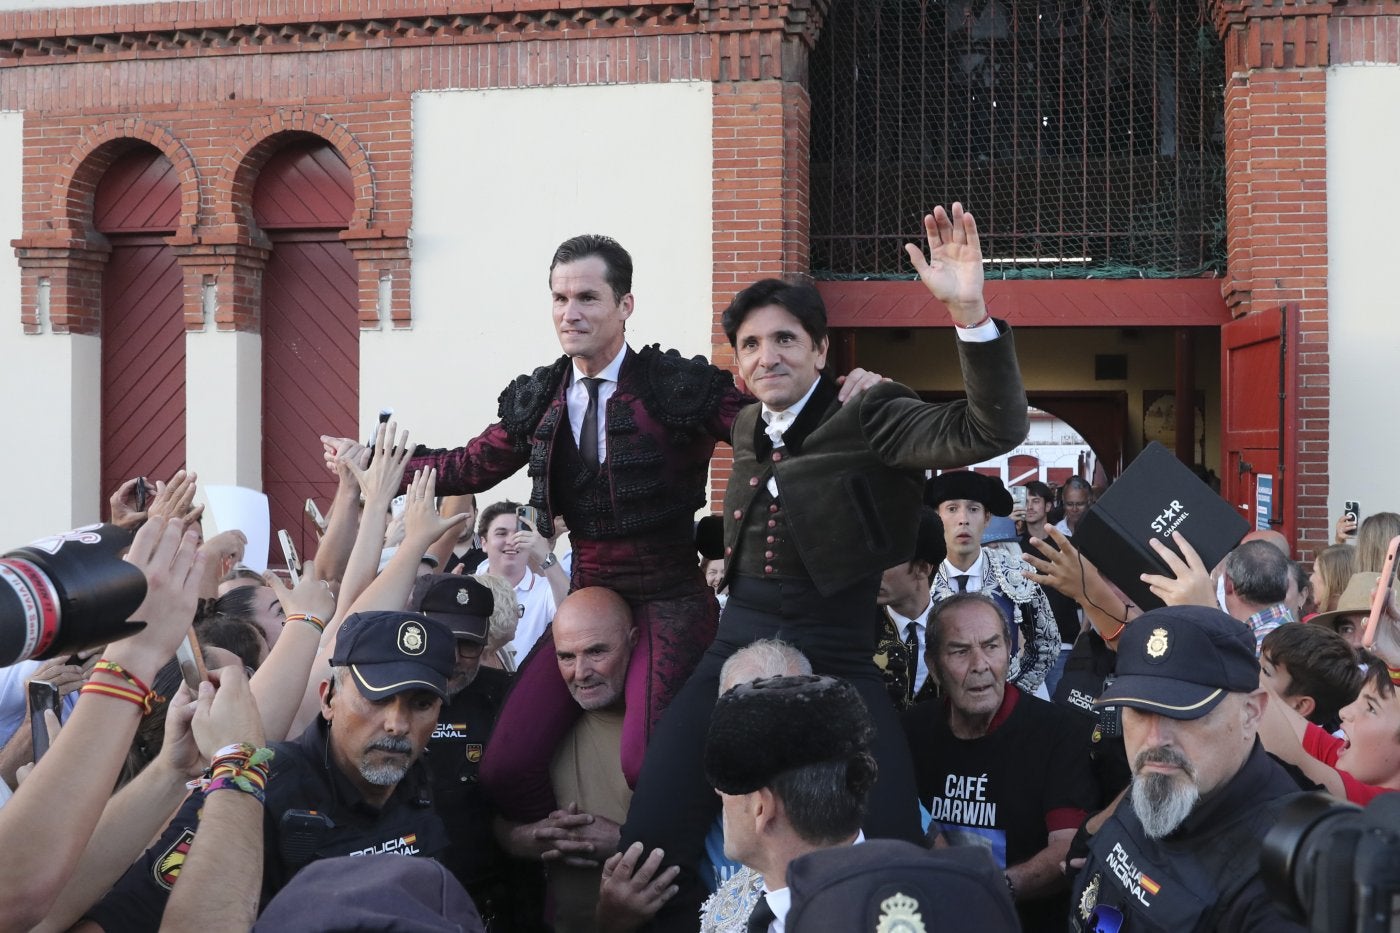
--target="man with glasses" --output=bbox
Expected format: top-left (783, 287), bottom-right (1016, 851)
top-left (1054, 476), bottom-right (1093, 536)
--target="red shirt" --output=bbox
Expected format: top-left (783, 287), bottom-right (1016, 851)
top-left (1303, 722), bottom-right (1399, 805)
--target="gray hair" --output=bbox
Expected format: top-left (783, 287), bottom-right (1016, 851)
top-left (927, 592), bottom-right (1008, 658)
top-left (471, 573), bottom-right (519, 650)
top-left (719, 639), bottom-right (812, 694)
top-left (1224, 540), bottom-right (1291, 607)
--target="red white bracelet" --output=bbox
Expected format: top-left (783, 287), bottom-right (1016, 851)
top-left (954, 312), bottom-right (993, 330)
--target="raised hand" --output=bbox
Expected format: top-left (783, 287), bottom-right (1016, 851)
top-left (347, 421), bottom-right (413, 507)
top-left (192, 666), bottom-right (266, 758)
top-left (511, 513), bottom-right (555, 573)
top-left (321, 435), bottom-right (368, 475)
top-left (1021, 526), bottom-right (1091, 602)
top-left (269, 558), bottom-right (336, 624)
top-left (112, 516), bottom-right (209, 672)
top-left (1140, 532), bottom-right (1217, 609)
top-left (157, 684), bottom-right (205, 780)
top-left (904, 203), bottom-right (988, 325)
top-left (108, 478), bottom-right (149, 530)
top-left (147, 469), bottom-right (204, 528)
top-left (402, 469), bottom-right (468, 549)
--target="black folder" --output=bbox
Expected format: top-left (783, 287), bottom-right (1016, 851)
top-left (1071, 442), bottom-right (1250, 612)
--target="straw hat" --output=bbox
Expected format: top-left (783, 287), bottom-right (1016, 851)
top-left (1308, 571), bottom-right (1377, 631)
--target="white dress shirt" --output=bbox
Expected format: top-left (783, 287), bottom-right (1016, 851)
top-left (566, 343), bottom-right (628, 465)
top-left (760, 377), bottom-right (822, 497)
top-left (888, 602), bottom-right (934, 692)
top-left (954, 317), bottom-right (999, 343)
top-left (758, 831), bottom-right (865, 932)
top-left (940, 552), bottom-right (987, 594)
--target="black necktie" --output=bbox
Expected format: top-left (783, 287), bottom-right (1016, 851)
top-left (579, 377), bottom-right (602, 472)
top-left (746, 893), bottom-right (776, 933)
top-left (953, 574), bottom-right (970, 593)
top-left (904, 625), bottom-right (921, 689)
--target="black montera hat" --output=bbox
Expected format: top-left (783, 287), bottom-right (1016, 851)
top-left (924, 471), bottom-right (1014, 516)
top-left (1095, 604), bottom-right (1260, 721)
top-left (413, 575), bottom-right (493, 643)
top-left (785, 840), bottom-right (1018, 932)
top-left (704, 674), bottom-right (873, 795)
top-left (330, 610), bottom-right (455, 701)
top-left (911, 507), bottom-right (948, 566)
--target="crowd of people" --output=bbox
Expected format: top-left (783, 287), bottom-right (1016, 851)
top-left (0, 211), bottom-right (1396, 933)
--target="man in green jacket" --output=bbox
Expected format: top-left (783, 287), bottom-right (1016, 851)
top-left (620, 204), bottom-right (1029, 931)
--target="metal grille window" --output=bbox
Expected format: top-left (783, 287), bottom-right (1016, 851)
top-left (809, 0), bottom-right (1226, 279)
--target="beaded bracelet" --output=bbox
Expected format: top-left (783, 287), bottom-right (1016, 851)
top-left (284, 613), bottom-right (326, 634)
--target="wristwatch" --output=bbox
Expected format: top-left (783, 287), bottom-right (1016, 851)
top-left (540, 552), bottom-right (558, 571)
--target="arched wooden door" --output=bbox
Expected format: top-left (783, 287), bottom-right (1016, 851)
top-left (96, 147), bottom-right (185, 503)
top-left (253, 139), bottom-right (358, 565)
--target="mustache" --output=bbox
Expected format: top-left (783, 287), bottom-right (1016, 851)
top-left (1134, 745), bottom-right (1195, 778)
top-left (366, 736), bottom-right (413, 755)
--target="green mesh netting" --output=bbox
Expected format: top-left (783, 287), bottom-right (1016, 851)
top-left (809, 0), bottom-right (1227, 280)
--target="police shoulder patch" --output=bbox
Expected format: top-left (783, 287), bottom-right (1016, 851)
top-left (154, 827), bottom-right (197, 890)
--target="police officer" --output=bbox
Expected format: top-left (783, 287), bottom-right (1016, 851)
top-left (412, 575), bottom-right (524, 922)
top-left (83, 610), bottom-right (456, 930)
top-left (1068, 605), bottom-right (1306, 933)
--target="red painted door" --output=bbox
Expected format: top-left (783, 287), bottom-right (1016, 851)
top-left (1007, 454), bottom-right (1040, 486)
top-left (96, 149), bottom-right (185, 503)
top-left (1220, 305), bottom-right (1299, 548)
top-left (255, 141), bottom-right (357, 566)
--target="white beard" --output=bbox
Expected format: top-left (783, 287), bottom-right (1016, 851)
top-left (1131, 770), bottom-right (1200, 839)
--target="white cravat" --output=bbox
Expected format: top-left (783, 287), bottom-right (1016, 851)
top-left (759, 379), bottom-right (822, 497)
top-left (763, 408), bottom-right (797, 448)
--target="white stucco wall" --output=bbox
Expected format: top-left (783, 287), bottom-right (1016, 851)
top-left (1327, 65), bottom-right (1400, 527)
top-left (364, 81), bottom-right (714, 509)
top-left (185, 329), bottom-right (262, 489)
top-left (0, 111), bottom-right (105, 543)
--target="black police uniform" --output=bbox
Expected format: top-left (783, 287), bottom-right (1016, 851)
top-left (1068, 741), bottom-right (1306, 933)
top-left (83, 717), bottom-right (449, 932)
top-left (425, 667), bottom-right (510, 896)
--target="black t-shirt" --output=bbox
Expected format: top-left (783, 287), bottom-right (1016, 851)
top-left (84, 718), bottom-right (449, 932)
top-left (444, 545), bottom-right (488, 576)
top-left (903, 686), bottom-right (1099, 933)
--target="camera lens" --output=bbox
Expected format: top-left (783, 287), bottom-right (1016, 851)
top-left (0, 524), bottom-right (147, 665)
top-left (1261, 792), bottom-right (1363, 924)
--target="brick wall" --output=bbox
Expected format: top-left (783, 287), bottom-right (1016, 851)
top-left (2, 0), bottom-right (824, 512)
top-left (1211, 0), bottom-right (1337, 557)
top-left (709, 78), bottom-right (813, 510)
